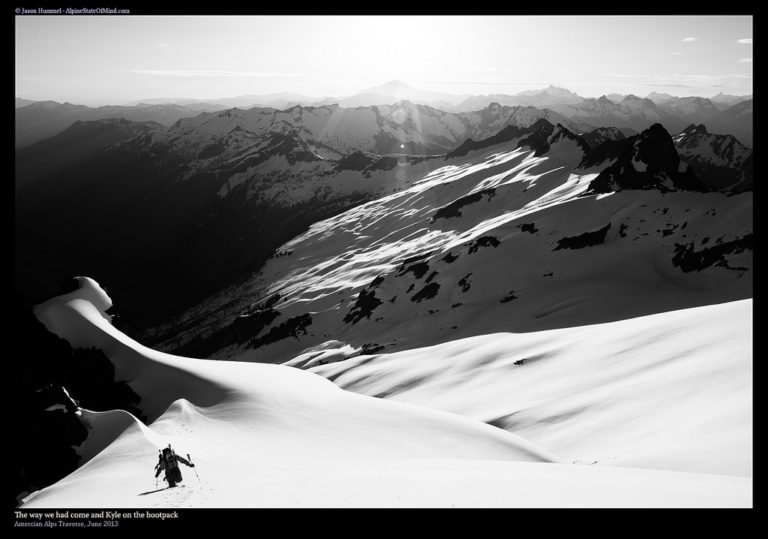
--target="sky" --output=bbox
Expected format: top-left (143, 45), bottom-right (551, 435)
top-left (15, 15), bottom-right (753, 105)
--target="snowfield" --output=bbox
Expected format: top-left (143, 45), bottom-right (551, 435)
top-left (308, 300), bottom-right (752, 477)
top-left (21, 278), bottom-right (751, 508)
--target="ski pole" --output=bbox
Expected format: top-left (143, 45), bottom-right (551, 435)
top-left (188, 453), bottom-right (200, 482)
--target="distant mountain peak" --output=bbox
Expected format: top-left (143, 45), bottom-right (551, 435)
top-left (383, 79), bottom-right (412, 88)
top-left (645, 91), bottom-right (676, 102)
top-left (516, 85), bottom-right (582, 101)
top-left (544, 85), bottom-right (577, 95)
top-left (361, 79), bottom-right (415, 94)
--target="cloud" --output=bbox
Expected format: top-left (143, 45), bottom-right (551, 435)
top-left (645, 82), bottom-right (697, 89)
top-left (603, 72), bottom-right (752, 93)
top-left (132, 70), bottom-right (306, 78)
top-left (737, 38), bottom-right (752, 44)
top-left (682, 37), bottom-right (697, 42)
top-left (669, 52), bottom-right (683, 55)
top-left (739, 58), bottom-right (753, 63)
top-left (154, 43), bottom-right (172, 48)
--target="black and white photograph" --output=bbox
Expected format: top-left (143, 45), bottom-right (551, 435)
top-left (13, 10), bottom-right (753, 514)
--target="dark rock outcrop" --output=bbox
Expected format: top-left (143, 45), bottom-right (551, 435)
top-left (554, 223), bottom-right (612, 250)
top-left (673, 124), bottom-right (753, 193)
top-left (344, 289), bottom-right (383, 325)
top-left (584, 124), bottom-right (708, 194)
top-left (14, 293), bottom-right (146, 507)
top-left (432, 188), bottom-right (497, 221)
top-left (672, 235), bottom-right (752, 272)
top-left (249, 313), bottom-right (313, 346)
top-left (410, 282), bottom-right (440, 302)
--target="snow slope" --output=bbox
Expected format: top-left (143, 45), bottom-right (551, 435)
top-left (21, 278), bottom-right (750, 507)
top-left (308, 299), bottom-right (752, 477)
top-left (178, 125), bottom-right (750, 365)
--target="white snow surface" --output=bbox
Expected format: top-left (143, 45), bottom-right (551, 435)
top-left (22, 278), bottom-right (750, 507)
top-left (310, 300), bottom-right (752, 478)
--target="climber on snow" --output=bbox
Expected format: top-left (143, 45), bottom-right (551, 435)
top-left (154, 444), bottom-right (195, 487)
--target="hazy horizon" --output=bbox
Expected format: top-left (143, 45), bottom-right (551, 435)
top-left (16, 15), bottom-right (752, 107)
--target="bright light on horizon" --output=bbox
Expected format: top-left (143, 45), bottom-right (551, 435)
top-left (16, 15), bottom-right (752, 106)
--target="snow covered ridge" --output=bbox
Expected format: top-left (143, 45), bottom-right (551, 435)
top-left (21, 278), bottom-right (751, 507)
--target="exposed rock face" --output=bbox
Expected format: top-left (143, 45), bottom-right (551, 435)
top-left (673, 124), bottom-right (753, 193)
top-left (585, 124), bottom-right (708, 194)
top-left (14, 291), bottom-right (146, 507)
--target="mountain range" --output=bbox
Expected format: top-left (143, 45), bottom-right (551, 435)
top-left (16, 91), bottom-right (752, 332)
top-left (14, 100), bottom-right (230, 148)
top-left (17, 81), bottom-right (752, 148)
top-left (14, 101), bottom-right (597, 329)
top-left (14, 81), bottom-right (753, 507)
top-left (140, 119), bottom-right (750, 363)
